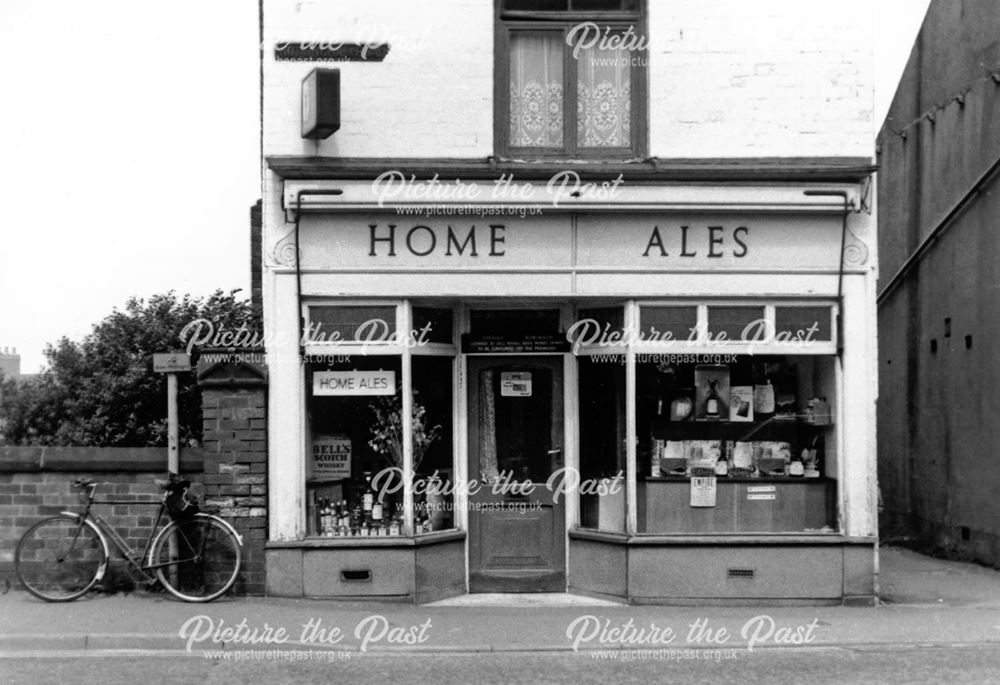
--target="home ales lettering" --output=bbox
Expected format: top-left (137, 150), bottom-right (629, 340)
top-left (642, 225), bottom-right (749, 258)
top-left (369, 224), bottom-right (506, 257)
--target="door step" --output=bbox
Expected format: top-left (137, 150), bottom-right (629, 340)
top-left (425, 592), bottom-right (623, 607)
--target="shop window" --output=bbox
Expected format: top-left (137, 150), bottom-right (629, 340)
top-left (412, 357), bottom-right (455, 532)
top-left (412, 307), bottom-right (454, 345)
top-left (636, 354), bottom-right (837, 534)
top-left (578, 356), bottom-right (626, 531)
top-left (497, 0), bottom-right (646, 158)
top-left (706, 306), bottom-right (766, 342)
top-left (308, 305), bottom-right (397, 344)
top-left (640, 306), bottom-right (697, 342)
top-left (774, 306), bottom-right (833, 342)
top-left (306, 356), bottom-right (405, 537)
top-left (577, 306), bottom-right (624, 334)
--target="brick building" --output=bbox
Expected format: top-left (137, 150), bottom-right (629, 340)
top-left (260, 0), bottom-right (878, 603)
top-left (877, 0), bottom-right (1000, 568)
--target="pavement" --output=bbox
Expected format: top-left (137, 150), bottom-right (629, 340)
top-left (0, 546), bottom-right (998, 655)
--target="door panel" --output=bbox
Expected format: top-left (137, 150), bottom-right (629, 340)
top-left (467, 355), bottom-right (566, 592)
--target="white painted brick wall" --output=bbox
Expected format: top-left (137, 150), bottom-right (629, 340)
top-left (262, 0), bottom-right (494, 159)
top-left (262, 0), bottom-right (874, 159)
top-left (648, 0), bottom-right (874, 158)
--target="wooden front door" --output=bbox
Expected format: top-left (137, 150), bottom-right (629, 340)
top-left (467, 356), bottom-right (565, 592)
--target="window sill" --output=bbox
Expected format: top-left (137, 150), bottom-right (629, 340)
top-left (569, 528), bottom-right (873, 546)
top-left (267, 529), bottom-right (465, 549)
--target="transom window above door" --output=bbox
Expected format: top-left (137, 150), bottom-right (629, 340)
top-left (496, 0), bottom-right (647, 159)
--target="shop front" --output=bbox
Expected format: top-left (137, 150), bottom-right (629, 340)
top-left (262, 166), bottom-right (878, 604)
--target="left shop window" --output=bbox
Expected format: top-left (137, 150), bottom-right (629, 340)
top-left (308, 305), bottom-right (397, 344)
top-left (412, 357), bottom-right (455, 533)
top-left (306, 356), bottom-right (405, 537)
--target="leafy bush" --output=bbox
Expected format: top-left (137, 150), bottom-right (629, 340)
top-left (0, 290), bottom-right (259, 447)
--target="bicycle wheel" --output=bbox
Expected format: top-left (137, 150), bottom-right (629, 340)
top-left (151, 514), bottom-right (242, 602)
top-left (15, 515), bottom-right (107, 602)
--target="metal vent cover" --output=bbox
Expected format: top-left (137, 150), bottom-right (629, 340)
top-left (728, 568), bottom-right (755, 578)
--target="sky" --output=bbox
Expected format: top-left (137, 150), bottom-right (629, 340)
top-left (0, 0), bottom-right (929, 373)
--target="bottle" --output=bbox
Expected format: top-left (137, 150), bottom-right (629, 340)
top-left (714, 455), bottom-right (729, 477)
top-left (389, 512), bottom-right (402, 536)
top-left (788, 453), bottom-right (805, 477)
top-left (372, 497), bottom-right (384, 524)
top-left (754, 369), bottom-right (775, 415)
top-left (362, 472), bottom-right (374, 514)
top-left (705, 380), bottom-right (720, 418)
top-left (339, 500), bottom-right (350, 535)
top-left (350, 505), bottom-right (362, 536)
top-left (417, 503), bottom-right (431, 534)
top-left (322, 499), bottom-right (333, 537)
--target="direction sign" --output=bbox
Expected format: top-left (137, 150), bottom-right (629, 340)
top-left (153, 353), bottom-right (192, 373)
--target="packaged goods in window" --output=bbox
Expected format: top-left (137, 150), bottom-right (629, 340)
top-left (650, 439), bottom-right (665, 476)
top-left (754, 441), bottom-right (791, 476)
top-left (803, 448), bottom-right (820, 477)
top-left (805, 397), bottom-right (832, 425)
top-left (729, 386), bottom-right (754, 422)
top-left (661, 440), bottom-right (687, 475)
top-left (694, 366), bottom-right (730, 420)
top-left (687, 439), bottom-right (722, 476)
top-left (753, 378), bottom-right (775, 414)
top-left (669, 392), bottom-right (693, 421)
top-left (732, 441), bottom-right (754, 474)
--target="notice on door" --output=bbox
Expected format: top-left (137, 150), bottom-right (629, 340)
top-left (690, 476), bottom-right (717, 507)
top-left (313, 370), bottom-right (395, 396)
top-left (500, 372), bottom-right (532, 397)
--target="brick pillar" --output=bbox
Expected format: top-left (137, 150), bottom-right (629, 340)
top-left (198, 351), bottom-right (267, 595)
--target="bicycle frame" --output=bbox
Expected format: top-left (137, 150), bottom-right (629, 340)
top-left (62, 491), bottom-right (175, 582)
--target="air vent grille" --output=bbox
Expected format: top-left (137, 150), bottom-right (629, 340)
top-left (728, 568), bottom-right (755, 579)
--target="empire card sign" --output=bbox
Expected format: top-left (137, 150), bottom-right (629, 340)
top-left (313, 370), bottom-right (395, 396)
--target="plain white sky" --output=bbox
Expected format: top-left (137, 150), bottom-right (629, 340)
top-left (0, 0), bottom-right (928, 373)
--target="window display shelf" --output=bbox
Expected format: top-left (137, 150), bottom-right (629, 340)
top-left (644, 475), bottom-right (828, 483)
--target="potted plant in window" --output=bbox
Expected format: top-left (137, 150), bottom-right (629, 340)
top-left (368, 393), bottom-right (444, 530)
top-left (368, 392), bottom-right (442, 474)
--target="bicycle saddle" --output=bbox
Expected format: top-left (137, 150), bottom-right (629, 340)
top-left (154, 473), bottom-right (190, 491)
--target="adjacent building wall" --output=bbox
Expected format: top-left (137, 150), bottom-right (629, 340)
top-left (877, 0), bottom-right (1000, 567)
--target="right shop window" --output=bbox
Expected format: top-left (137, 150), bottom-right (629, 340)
top-left (636, 352), bottom-right (838, 534)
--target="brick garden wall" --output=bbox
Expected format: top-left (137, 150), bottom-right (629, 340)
top-left (0, 447), bottom-right (203, 589)
top-left (0, 363), bottom-right (269, 595)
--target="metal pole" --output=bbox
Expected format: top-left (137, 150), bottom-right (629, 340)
top-left (167, 373), bottom-right (179, 474)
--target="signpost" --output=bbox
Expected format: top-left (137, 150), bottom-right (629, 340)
top-left (153, 353), bottom-right (192, 473)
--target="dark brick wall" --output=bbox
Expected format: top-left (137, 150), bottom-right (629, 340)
top-left (0, 448), bottom-right (202, 588)
top-left (200, 385), bottom-right (268, 594)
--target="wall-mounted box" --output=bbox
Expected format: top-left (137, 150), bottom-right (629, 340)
top-left (301, 68), bottom-right (340, 139)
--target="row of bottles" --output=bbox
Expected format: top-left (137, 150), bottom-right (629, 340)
top-left (312, 471), bottom-right (436, 537)
top-left (316, 497), bottom-right (405, 537)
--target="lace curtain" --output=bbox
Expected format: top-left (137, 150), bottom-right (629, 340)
top-left (479, 369), bottom-right (499, 480)
top-left (509, 33), bottom-right (564, 148)
top-left (576, 43), bottom-right (631, 148)
top-left (509, 31), bottom-right (631, 150)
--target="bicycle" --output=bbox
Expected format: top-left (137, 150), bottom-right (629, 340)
top-left (14, 475), bottom-right (243, 603)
